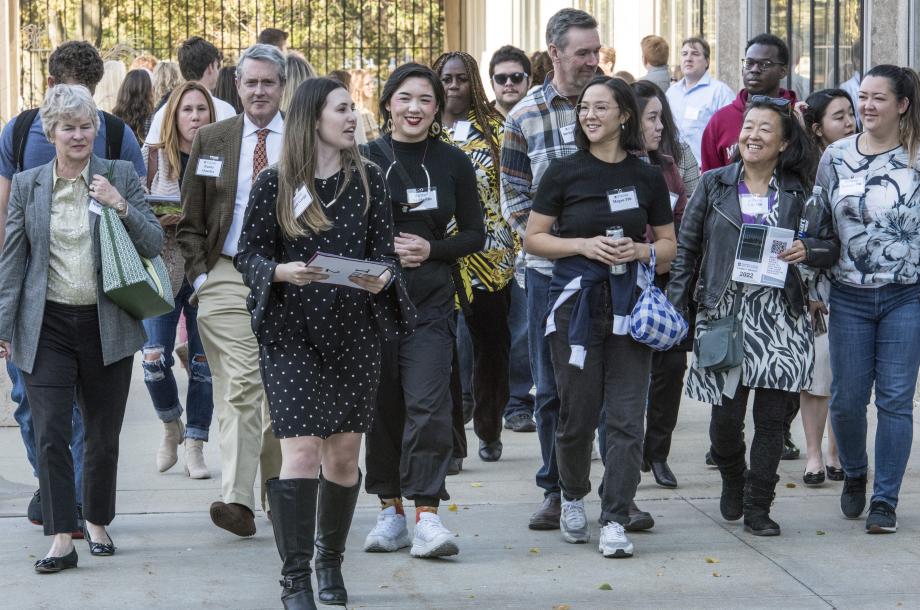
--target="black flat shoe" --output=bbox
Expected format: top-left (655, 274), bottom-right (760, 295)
top-left (826, 465), bottom-right (844, 481)
top-left (85, 528), bottom-right (116, 556)
top-left (478, 439), bottom-right (502, 462)
top-left (803, 470), bottom-right (826, 486)
top-left (650, 461), bottom-right (678, 489)
top-left (34, 547), bottom-right (78, 573)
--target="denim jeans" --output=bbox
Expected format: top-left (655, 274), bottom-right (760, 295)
top-left (526, 268), bottom-right (561, 496)
top-left (8, 359), bottom-right (84, 503)
top-left (141, 280), bottom-right (213, 441)
top-left (504, 280), bottom-right (535, 419)
top-left (828, 281), bottom-right (920, 508)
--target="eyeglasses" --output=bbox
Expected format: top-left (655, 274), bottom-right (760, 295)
top-left (493, 72), bottom-right (528, 86)
top-left (741, 58), bottom-right (785, 71)
top-left (749, 95), bottom-right (793, 115)
top-left (576, 103), bottom-right (617, 118)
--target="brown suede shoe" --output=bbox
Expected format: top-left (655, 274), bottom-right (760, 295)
top-left (210, 501), bottom-right (256, 537)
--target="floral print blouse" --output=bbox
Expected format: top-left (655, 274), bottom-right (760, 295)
top-left (815, 134), bottom-right (920, 286)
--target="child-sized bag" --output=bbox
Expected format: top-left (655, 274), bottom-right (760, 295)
top-left (629, 245), bottom-right (688, 351)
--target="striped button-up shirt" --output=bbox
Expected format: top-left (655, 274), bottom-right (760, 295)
top-left (500, 74), bottom-right (577, 274)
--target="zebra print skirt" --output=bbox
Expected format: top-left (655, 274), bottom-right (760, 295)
top-left (686, 281), bottom-right (814, 406)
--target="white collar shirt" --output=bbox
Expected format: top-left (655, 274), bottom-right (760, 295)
top-left (144, 90), bottom-right (239, 145)
top-left (221, 110), bottom-right (284, 256)
top-left (666, 71), bottom-right (734, 166)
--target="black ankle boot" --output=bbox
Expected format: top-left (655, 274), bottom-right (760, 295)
top-left (315, 473), bottom-right (361, 607)
top-left (743, 473), bottom-right (781, 536)
top-left (710, 450), bottom-right (746, 521)
top-left (267, 478), bottom-right (319, 610)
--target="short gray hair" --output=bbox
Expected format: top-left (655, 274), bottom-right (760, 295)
top-left (236, 43), bottom-right (287, 83)
top-left (545, 8), bottom-right (598, 50)
top-left (40, 84), bottom-right (99, 140)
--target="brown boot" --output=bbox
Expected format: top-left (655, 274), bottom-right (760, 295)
top-left (209, 501), bottom-right (256, 537)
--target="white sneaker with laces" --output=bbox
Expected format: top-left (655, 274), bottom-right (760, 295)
top-left (363, 506), bottom-right (410, 552)
top-left (599, 521), bottom-right (634, 558)
top-left (410, 512), bottom-right (459, 558)
top-left (560, 498), bottom-right (589, 543)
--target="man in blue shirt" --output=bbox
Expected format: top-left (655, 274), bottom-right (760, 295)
top-left (0, 41), bottom-right (145, 533)
top-left (665, 37), bottom-right (734, 167)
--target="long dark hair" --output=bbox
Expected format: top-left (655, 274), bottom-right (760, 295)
top-left (864, 64), bottom-right (920, 166)
top-left (379, 62), bottom-right (445, 138)
top-left (573, 75), bottom-right (645, 153)
top-left (112, 69), bottom-right (154, 143)
top-left (215, 66), bottom-right (243, 113)
top-left (631, 80), bottom-right (683, 165)
top-left (802, 88), bottom-right (855, 150)
top-left (736, 97), bottom-right (819, 189)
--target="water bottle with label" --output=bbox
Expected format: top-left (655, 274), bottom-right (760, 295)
top-left (796, 185), bottom-right (823, 283)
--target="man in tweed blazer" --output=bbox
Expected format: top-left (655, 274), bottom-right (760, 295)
top-left (177, 44), bottom-right (285, 537)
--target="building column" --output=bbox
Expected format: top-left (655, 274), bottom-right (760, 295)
top-left (0, 0), bottom-right (20, 125)
top-left (866, 0), bottom-right (910, 67)
top-left (716, 0), bottom-right (749, 92)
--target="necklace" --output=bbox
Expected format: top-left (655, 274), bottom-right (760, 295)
top-left (316, 170), bottom-right (342, 209)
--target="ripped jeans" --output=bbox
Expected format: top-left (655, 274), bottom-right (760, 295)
top-left (141, 280), bottom-right (213, 441)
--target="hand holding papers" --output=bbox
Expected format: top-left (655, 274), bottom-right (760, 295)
top-left (731, 224), bottom-right (795, 288)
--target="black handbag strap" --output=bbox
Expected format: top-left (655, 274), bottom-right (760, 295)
top-left (729, 289), bottom-right (743, 317)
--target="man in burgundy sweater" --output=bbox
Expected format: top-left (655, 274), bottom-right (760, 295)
top-left (699, 33), bottom-right (797, 172)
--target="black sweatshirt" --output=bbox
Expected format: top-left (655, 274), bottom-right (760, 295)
top-left (366, 134), bottom-right (485, 320)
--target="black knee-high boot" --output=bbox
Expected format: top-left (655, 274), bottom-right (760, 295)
top-left (743, 473), bottom-right (781, 536)
top-left (315, 472), bottom-right (362, 606)
top-left (267, 478), bottom-right (319, 610)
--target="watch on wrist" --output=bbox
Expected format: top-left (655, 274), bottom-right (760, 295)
top-left (115, 199), bottom-right (128, 217)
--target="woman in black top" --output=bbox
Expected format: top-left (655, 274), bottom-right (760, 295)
top-left (362, 63), bottom-right (484, 560)
top-left (525, 76), bottom-right (675, 559)
top-left (235, 78), bottom-right (414, 609)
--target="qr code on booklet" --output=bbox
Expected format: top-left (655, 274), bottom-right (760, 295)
top-left (770, 240), bottom-right (786, 256)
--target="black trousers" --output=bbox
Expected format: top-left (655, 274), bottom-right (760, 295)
top-left (365, 317), bottom-right (454, 506)
top-left (709, 386), bottom-right (791, 481)
top-left (465, 285), bottom-right (512, 443)
top-left (23, 302), bottom-right (133, 535)
top-left (449, 341), bottom-right (467, 460)
top-left (643, 350), bottom-right (688, 463)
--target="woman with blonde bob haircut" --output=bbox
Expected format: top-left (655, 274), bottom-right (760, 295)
top-left (234, 77), bottom-right (414, 609)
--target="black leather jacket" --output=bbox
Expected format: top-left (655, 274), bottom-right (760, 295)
top-left (667, 162), bottom-right (840, 314)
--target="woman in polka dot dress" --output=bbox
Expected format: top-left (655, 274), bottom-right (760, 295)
top-left (235, 78), bottom-right (415, 610)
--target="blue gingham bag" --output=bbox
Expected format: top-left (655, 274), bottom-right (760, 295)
top-left (629, 245), bottom-right (688, 351)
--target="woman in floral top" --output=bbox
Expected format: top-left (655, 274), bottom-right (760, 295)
top-left (434, 51), bottom-right (519, 463)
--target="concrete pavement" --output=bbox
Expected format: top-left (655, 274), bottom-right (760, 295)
top-left (1, 365), bottom-right (919, 609)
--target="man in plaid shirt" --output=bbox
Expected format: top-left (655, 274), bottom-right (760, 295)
top-left (500, 7), bottom-right (657, 535)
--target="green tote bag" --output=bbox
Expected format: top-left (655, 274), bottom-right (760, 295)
top-left (99, 199), bottom-right (174, 320)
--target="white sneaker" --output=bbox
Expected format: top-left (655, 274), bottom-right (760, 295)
top-left (410, 512), bottom-right (459, 558)
top-left (560, 498), bottom-right (589, 543)
top-left (363, 506), bottom-right (410, 552)
top-left (598, 521), bottom-right (634, 558)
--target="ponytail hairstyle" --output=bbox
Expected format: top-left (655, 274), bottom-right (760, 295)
top-left (864, 64), bottom-right (920, 166)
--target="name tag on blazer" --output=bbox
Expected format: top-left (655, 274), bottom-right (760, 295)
top-left (196, 155), bottom-right (224, 178)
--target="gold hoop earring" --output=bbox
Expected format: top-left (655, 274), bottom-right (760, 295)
top-left (385, 118), bottom-right (394, 133)
top-left (429, 121), bottom-right (442, 137)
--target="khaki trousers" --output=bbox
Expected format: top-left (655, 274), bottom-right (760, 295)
top-left (196, 257), bottom-right (281, 512)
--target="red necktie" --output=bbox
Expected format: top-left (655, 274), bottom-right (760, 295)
top-left (252, 128), bottom-right (270, 182)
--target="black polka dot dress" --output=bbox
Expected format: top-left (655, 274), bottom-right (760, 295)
top-left (235, 163), bottom-right (416, 439)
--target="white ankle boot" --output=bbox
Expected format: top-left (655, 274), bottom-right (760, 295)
top-left (184, 439), bottom-right (210, 479)
top-left (157, 419), bottom-right (185, 472)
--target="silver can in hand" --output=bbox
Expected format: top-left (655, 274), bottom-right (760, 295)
top-left (605, 226), bottom-right (627, 275)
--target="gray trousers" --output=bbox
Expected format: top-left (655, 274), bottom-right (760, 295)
top-left (549, 300), bottom-right (652, 525)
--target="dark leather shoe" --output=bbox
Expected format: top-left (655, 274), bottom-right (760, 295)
top-left (210, 501), bottom-right (256, 537)
top-left (447, 457), bottom-right (463, 476)
top-left (85, 528), bottom-right (116, 556)
top-left (625, 501), bottom-right (654, 532)
top-left (478, 439), bottom-right (502, 462)
top-left (34, 547), bottom-right (78, 573)
top-left (803, 470), bottom-right (826, 486)
top-left (826, 465), bottom-right (844, 481)
top-left (781, 434), bottom-right (800, 460)
top-left (705, 451), bottom-right (717, 467)
top-left (650, 461), bottom-right (678, 489)
top-left (528, 493), bottom-right (561, 530)
top-left (27, 489), bottom-right (42, 525)
top-left (506, 412), bottom-right (537, 432)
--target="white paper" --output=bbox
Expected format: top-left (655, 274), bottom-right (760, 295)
top-left (407, 187), bottom-right (438, 212)
top-left (293, 186), bottom-right (312, 218)
top-left (740, 194), bottom-right (769, 216)
top-left (683, 105), bottom-right (701, 120)
top-left (452, 120), bottom-right (472, 142)
top-left (196, 155), bottom-right (224, 177)
top-left (560, 123), bottom-right (576, 144)
top-left (305, 251), bottom-right (391, 291)
top-left (607, 188), bottom-right (639, 213)
top-left (88, 199), bottom-right (103, 215)
top-left (838, 176), bottom-right (865, 198)
top-left (731, 224), bottom-right (795, 288)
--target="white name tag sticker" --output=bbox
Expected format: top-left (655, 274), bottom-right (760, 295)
top-left (607, 188), bottom-right (640, 213)
top-left (683, 105), bottom-right (701, 120)
top-left (407, 187), bottom-right (438, 212)
top-left (452, 120), bottom-right (472, 143)
top-left (740, 194), bottom-right (770, 216)
top-left (195, 155), bottom-right (224, 177)
top-left (669, 192), bottom-right (679, 210)
top-left (838, 176), bottom-right (865, 197)
top-left (560, 123), bottom-right (577, 144)
top-left (293, 186), bottom-right (313, 218)
top-left (88, 199), bottom-right (103, 215)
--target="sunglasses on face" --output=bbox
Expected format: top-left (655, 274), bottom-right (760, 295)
top-left (493, 72), bottom-right (528, 86)
top-left (749, 95), bottom-right (793, 115)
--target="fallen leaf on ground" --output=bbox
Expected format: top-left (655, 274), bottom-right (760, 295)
top-left (704, 556), bottom-right (720, 564)
top-left (529, 547), bottom-right (540, 554)
top-left (553, 605), bottom-right (571, 610)
top-left (470, 482), bottom-right (483, 488)
top-left (448, 503), bottom-right (458, 512)
top-left (816, 530), bottom-right (826, 535)
top-left (598, 583), bottom-right (612, 590)
top-left (712, 572), bottom-right (721, 577)
top-left (785, 482), bottom-right (797, 488)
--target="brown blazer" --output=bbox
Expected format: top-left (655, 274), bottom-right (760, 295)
top-left (177, 114), bottom-right (244, 284)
